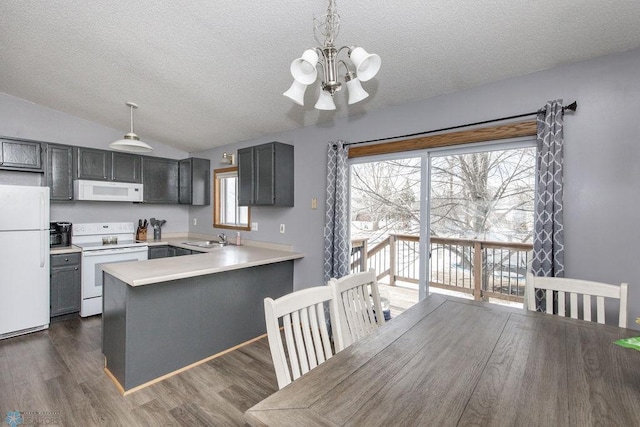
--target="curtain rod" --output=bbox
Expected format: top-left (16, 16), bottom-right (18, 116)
top-left (345, 101), bottom-right (577, 147)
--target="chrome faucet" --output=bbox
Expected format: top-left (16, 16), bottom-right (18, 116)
top-left (218, 233), bottom-right (228, 245)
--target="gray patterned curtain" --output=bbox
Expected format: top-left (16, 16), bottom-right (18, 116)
top-left (323, 141), bottom-right (351, 283)
top-left (531, 100), bottom-right (565, 310)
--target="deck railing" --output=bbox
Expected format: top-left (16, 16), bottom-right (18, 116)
top-left (351, 234), bottom-right (532, 303)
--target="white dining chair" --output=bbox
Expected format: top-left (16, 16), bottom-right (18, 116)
top-left (264, 286), bottom-right (344, 390)
top-left (328, 268), bottom-right (385, 348)
top-left (526, 273), bottom-right (628, 327)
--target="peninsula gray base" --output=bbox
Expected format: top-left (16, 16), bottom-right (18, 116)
top-left (102, 261), bottom-right (293, 392)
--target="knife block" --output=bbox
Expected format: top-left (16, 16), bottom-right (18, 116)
top-left (136, 228), bottom-right (147, 241)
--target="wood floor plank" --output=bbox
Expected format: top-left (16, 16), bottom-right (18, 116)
top-left (170, 401), bottom-right (234, 426)
top-left (0, 315), bottom-right (279, 426)
top-left (130, 398), bottom-right (178, 425)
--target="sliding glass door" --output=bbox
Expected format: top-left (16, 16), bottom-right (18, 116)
top-left (349, 137), bottom-right (535, 314)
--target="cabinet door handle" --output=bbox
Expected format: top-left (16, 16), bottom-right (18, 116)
top-left (64, 258), bottom-right (69, 262)
top-left (74, 267), bottom-right (78, 270)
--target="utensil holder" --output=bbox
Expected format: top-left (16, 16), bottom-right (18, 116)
top-left (153, 228), bottom-right (161, 241)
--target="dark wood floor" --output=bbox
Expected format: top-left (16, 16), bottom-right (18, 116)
top-left (0, 316), bottom-right (279, 426)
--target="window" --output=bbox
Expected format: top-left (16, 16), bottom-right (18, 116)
top-left (213, 167), bottom-right (250, 230)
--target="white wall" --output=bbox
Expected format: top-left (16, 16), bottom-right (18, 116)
top-left (192, 47), bottom-right (640, 328)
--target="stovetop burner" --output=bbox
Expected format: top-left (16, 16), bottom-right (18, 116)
top-left (72, 222), bottom-right (148, 251)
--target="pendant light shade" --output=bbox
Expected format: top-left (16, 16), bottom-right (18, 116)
top-left (109, 102), bottom-right (153, 153)
top-left (348, 47), bottom-right (381, 82)
top-left (315, 90), bottom-right (336, 110)
top-left (345, 72), bottom-right (369, 104)
top-left (283, 80), bottom-right (308, 105)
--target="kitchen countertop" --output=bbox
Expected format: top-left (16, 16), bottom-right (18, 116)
top-left (102, 245), bottom-right (304, 287)
top-left (50, 246), bottom-right (82, 255)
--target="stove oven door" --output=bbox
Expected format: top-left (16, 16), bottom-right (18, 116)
top-left (80, 246), bottom-right (148, 316)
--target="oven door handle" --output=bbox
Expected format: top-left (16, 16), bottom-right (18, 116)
top-left (82, 247), bottom-right (148, 257)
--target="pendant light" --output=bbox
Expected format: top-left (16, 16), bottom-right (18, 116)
top-left (109, 102), bottom-right (153, 153)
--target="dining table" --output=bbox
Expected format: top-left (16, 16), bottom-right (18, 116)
top-left (244, 293), bottom-right (640, 426)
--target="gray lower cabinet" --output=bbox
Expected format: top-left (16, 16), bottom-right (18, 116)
top-left (46, 143), bottom-right (74, 201)
top-left (103, 260), bottom-right (294, 391)
top-left (148, 245), bottom-right (169, 259)
top-left (50, 253), bottom-right (81, 317)
top-left (179, 158), bottom-right (210, 205)
top-left (142, 157), bottom-right (179, 203)
top-left (149, 245), bottom-right (202, 258)
top-left (238, 141), bottom-right (294, 206)
top-left (0, 138), bottom-right (43, 172)
top-left (173, 247), bottom-right (193, 256)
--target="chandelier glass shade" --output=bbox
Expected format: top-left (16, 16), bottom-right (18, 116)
top-left (284, 0), bottom-right (381, 110)
top-left (109, 102), bottom-right (153, 153)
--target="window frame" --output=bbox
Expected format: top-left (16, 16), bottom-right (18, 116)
top-left (213, 166), bottom-right (251, 231)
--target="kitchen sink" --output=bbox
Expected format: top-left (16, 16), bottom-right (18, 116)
top-left (183, 240), bottom-right (227, 249)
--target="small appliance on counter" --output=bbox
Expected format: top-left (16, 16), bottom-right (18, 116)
top-left (50, 221), bottom-right (72, 247)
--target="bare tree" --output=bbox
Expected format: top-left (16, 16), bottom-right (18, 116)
top-left (350, 147), bottom-right (535, 245)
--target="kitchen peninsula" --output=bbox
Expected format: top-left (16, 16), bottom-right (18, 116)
top-left (101, 244), bottom-right (303, 394)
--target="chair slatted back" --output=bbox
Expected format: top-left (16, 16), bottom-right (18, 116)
top-left (526, 273), bottom-right (628, 327)
top-left (264, 286), bottom-right (343, 389)
top-left (329, 269), bottom-right (385, 348)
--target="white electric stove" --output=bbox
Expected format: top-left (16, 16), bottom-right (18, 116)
top-left (72, 222), bottom-right (148, 317)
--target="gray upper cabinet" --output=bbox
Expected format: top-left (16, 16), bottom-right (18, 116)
top-left (238, 141), bottom-right (294, 207)
top-left (77, 148), bottom-right (141, 183)
top-left (0, 138), bottom-right (43, 172)
top-left (112, 152), bottom-right (142, 183)
top-left (46, 143), bottom-right (74, 201)
top-left (77, 148), bottom-right (111, 180)
top-left (142, 156), bottom-right (179, 203)
top-left (179, 157), bottom-right (210, 205)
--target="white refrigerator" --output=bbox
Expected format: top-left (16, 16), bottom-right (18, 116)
top-left (0, 184), bottom-right (50, 339)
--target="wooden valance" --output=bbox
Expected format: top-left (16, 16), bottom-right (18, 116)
top-left (348, 120), bottom-right (537, 159)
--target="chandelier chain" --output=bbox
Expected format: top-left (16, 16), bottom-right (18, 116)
top-left (314, 0), bottom-right (340, 46)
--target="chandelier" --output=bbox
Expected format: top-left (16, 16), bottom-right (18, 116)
top-left (283, 0), bottom-right (381, 110)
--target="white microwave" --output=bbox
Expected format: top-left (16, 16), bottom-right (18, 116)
top-left (74, 180), bottom-right (144, 202)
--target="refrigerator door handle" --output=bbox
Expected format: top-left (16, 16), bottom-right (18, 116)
top-left (40, 231), bottom-right (46, 268)
top-left (40, 191), bottom-right (46, 230)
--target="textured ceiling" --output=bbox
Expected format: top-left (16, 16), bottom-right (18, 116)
top-left (1, 1), bottom-right (640, 152)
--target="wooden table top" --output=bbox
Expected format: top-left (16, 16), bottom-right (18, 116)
top-left (245, 294), bottom-right (640, 426)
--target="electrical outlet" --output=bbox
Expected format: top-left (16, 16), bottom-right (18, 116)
top-left (252, 222), bottom-right (258, 231)
top-left (193, 218), bottom-right (197, 226)
top-left (311, 198), bottom-right (317, 210)
top-left (280, 224), bottom-right (285, 234)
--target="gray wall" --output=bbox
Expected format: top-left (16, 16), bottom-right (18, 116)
top-left (192, 47), bottom-right (640, 328)
top-left (0, 92), bottom-right (190, 232)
